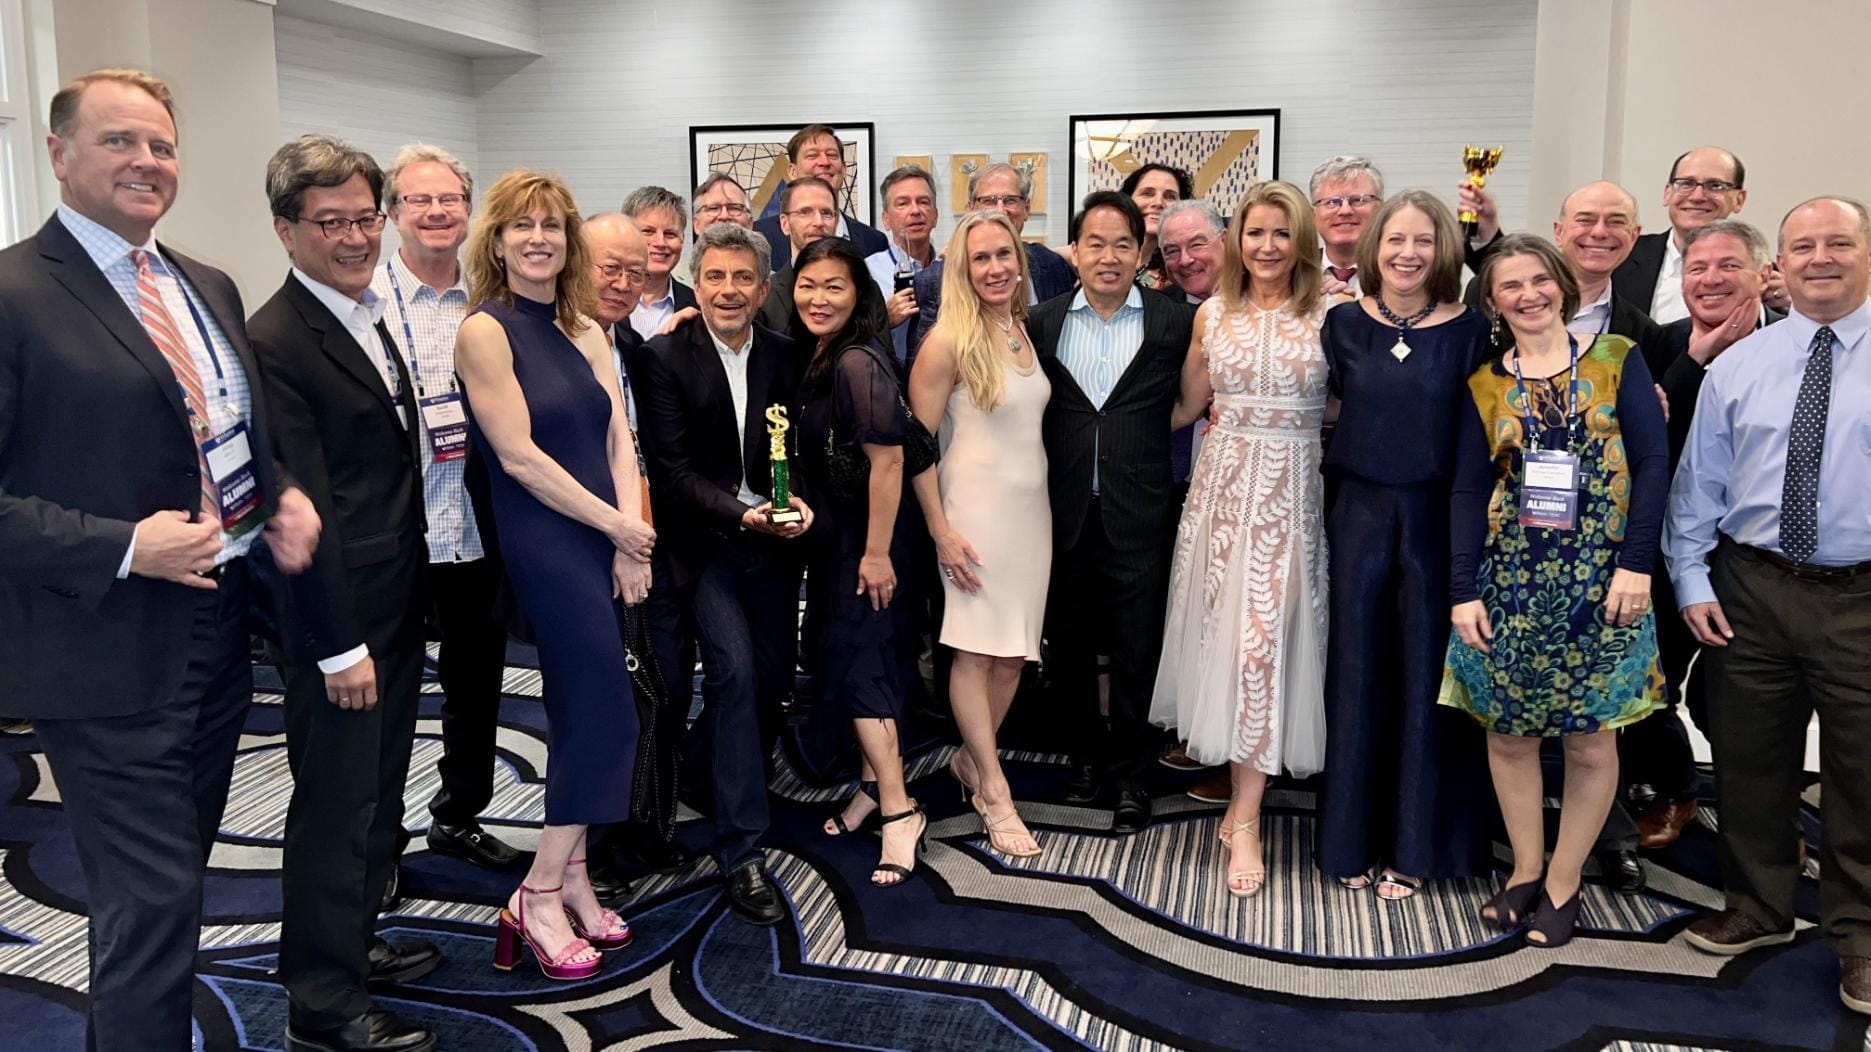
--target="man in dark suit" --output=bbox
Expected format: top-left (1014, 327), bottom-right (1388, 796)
top-left (0, 68), bottom-right (320, 1052)
top-left (1612, 146), bottom-right (1761, 325)
top-left (623, 187), bottom-right (698, 340)
top-left (752, 123), bottom-right (889, 271)
top-left (756, 177), bottom-right (890, 336)
top-left (249, 135), bottom-right (436, 1052)
top-left (1029, 191), bottom-right (1195, 833)
top-left (906, 162), bottom-right (1076, 364)
top-left (634, 222), bottom-right (810, 926)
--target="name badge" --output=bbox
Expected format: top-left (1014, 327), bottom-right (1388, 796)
top-left (1519, 449), bottom-right (1580, 531)
top-left (420, 392), bottom-right (469, 463)
top-left (202, 419), bottom-right (263, 536)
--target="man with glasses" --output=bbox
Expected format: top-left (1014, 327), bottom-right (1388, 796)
top-left (757, 176), bottom-right (856, 331)
top-left (692, 172), bottom-right (755, 236)
top-left (370, 144), bottom-right (522, 881)
top-left (1614, 147), bottom-right (1758, 324)
top-left (752, 123), bottom-right (889, 271)
top-left (1310, 155), bottom-right (1385, 296)
top-left (625, 186), bottom-right (698, 340)
top-left (251, 134), bottom-right (439, 1052)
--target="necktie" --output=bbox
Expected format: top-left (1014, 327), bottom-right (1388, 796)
top-left (1328, 265), bottom-right (1357, 285)
top-left (1779, 325), bottom-right (1835, 564)
top-left (134, 250), bottom-right (219, 520)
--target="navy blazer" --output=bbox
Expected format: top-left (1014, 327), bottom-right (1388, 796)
top-left (753, 211), bottom-right (888, 273)
top-left (906, 242), bottom-right (1077, 366)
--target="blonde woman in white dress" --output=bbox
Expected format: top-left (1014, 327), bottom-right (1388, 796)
top-left (1152, 180), bottom-right (1331, 897)
top-left (908, 211), bottom-right (1051, 857)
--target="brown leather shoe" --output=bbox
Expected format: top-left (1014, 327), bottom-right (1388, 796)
top-left (1185, 771), bottom-right (1232, 804)
top-left (1159, 743), bottom-right (1204, 771)
top-left (1842, 956), bottom-right (1871, 1015)
top-left (1636, 800), bottom-right (1698, 850)
top-left (1683, 908), bottom-right (1796, 956)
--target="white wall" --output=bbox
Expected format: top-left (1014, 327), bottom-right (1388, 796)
top-left (472, 0), bottom-right (1539, 246)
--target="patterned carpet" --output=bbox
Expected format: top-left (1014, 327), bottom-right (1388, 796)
top-left (0, 644), bottom-right (1860, 1051)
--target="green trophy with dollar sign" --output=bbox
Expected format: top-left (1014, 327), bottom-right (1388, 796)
top-left (764, 405), bottom-right (804, 525)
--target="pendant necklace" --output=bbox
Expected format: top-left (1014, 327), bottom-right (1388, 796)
top-left (991, 312), bottom-right (1022, 354)
top-left (1374, 295), bottom-right (1437, 361)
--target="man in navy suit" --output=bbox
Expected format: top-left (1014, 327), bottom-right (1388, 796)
top-left (624, 186), bottom-right (698, 340)
top-left (752, 124), bottom-right (888, 271)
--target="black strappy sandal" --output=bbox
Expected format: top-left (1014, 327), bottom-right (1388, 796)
top-left (871, 803), bottom-right (928, 888)
top-left (1481, 878), bottom-right (1543, 931)
top-left (823, 780), bottom-right (879, 837)
top-left (1525, 888), bottom-right (1582, 948)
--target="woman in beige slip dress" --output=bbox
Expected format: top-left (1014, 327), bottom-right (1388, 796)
top-left (908, 211), bottom-right (1050, 858)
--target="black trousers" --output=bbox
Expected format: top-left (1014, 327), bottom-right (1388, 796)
top-left (1618, 567), bottom-right (1703, 805)
top-left (1048, 497), bottom-right (1172, 784)
top-left (278, 597), bottom-right (427, 1028)
top-left (35, 560), bottom-right (255, 1052)
top-left (425, 557), bottom-right (509, 826)
top-left (1705, 540), bottom-right (1871, 957)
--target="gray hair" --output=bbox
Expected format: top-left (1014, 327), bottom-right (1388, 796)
top-left (1683, 219), bottom-right (1770, 267)
top-left (621, 185), bottom-right (689, 228)
top-left (692, 171), bottom-right (746, 202)
top-left (968, 161), bottom-right (1031, 203)
top-left (384, 142), bottom-right (473, 213)
top-left (1158, 197), bottom-right (1224, 236)
top-left (1777, 195), bottom-right (1871, 251)
top-left (1308, 155), bottom-right (1385, 199)
top-left (266, 134), bottom-right (383, 219)
top-left (690, 222), bottom-right (773, 283)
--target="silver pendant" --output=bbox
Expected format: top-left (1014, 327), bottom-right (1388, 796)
top-left (1390, 337), bottom-right (1412, 362)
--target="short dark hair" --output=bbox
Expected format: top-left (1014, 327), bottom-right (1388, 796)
top-left (265, 134), bottom-right (384, 220)
top-left (1119, 163), bottom-right (1193, 201)
top-left (791, 236), bottom-right (890, 381)
top-left (1669, 147), bottom-right (1746, 190)
top-left (786, 124), bottom-right (840, 163)
top-left (880, 165), bottom-right (936, 206)
top-left (779, 175), bottom-right (837, 214)
top-left (1071, 190), bottom-right (1146, 244)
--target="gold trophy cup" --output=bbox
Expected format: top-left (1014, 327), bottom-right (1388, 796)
top-left (764, 405), bottom-right (804, 525)
top-left (1460, 145), bottom-right (1504, 240)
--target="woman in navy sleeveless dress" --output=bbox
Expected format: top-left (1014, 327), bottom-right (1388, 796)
top-left (457, 171), bottom-right (654, 980)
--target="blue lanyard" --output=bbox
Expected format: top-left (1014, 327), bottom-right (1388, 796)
top-left (383, 260), bottom-right (454, 397)
top-left (1509, 335), bottom-right (1580, 453)
top-left (173, 274), bottom-right (234, 408)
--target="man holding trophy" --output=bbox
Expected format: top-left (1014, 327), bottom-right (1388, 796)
top-left (633, 222), bottom-right (811, 927)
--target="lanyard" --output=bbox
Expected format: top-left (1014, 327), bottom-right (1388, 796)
top-left (174, 276), bottom-right (234, 407)
top-left (383, 260), bottom-right (456, 397)
top-left (1509, 335), bottom-right (1580, 453)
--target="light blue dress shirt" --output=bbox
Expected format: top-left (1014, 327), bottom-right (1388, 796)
top-left (628, 285), bottom-right (676, 340)
top-left (1056, 286), bottom-right (1145, 492)
top-left (1664, 299), bottom-right (1871, 606)
top-left (864, 246), bottom-right (922, 363)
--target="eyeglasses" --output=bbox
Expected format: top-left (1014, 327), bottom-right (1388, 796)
top-left (596, 262), bottom-right (649, 287)
top-left (787, 207), bottom-right (839, 222)
top-left (286, 212), bottom-right (386, 239)
top-left (696, 202), bottom-right (751, 218)
top-left (399, 193), bottom-right (467, 210)
top-left (973, 194), bottom-right (1029, 209)
top-left (1160, 235), bottom-right (1216, 263)
top-left (1668, 177), bottom-right (1739, 195)
top-left (1314, 194), bottom-right (1380, 212)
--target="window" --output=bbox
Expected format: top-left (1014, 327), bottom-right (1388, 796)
top-left (0, 0), bottom-right (38, 248)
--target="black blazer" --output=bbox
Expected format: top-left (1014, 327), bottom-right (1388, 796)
top-left (1612, 232), bottom-right (1669, 314)
top-left (0, 215), bottom-right (288, 719)
top-left (1029, 288), bottom-right (1195, 552)
top-left (754, 212), bottom-right (889, 273)
top-left (634, 316), bottom-right (802, 586)
top-left (1654, 308), bottom-right (1785, 471)
top-left (248, 275), bottom-right (426, 665)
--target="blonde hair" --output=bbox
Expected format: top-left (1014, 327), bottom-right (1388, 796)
top-left (465, 169), bottom-right (597, 333)
top-left (927, 211), bottom-right (1033, 412)
top-left (1218, 180), bottom-right (1322, 315)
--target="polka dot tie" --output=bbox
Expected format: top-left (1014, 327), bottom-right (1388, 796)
top-left (1778, 325), bottom-right (1835, 564)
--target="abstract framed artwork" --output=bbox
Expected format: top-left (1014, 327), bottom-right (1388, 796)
top-left (1067, 109), bottom-right (1280, 218)
top-left (689, 122), bottom-right (877, 225)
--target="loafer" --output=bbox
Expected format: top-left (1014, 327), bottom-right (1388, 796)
top-left (427, 821), bottom-right (521, 870)
top-left (1841, 955), bottom-right (1871, 1015)
top-left (726, 860), bottom-right (785, 927)
top-left (1593, 848), bottom-right (1646, 893)
top-left (1063, 764), bottom-right (1102, 806)
top-left (586, 858), bottom-right (635, 910)
top-left (1185, 771), bottom-right (1233, 804)
top-left (284, 1008), bottom-right (435, 1052)
top-left (1682, 908), bottom-right (1796, 956)
top-left (1636, 800), bottom-right (1698, 850)
top-left (366, 935), bottom-right (441, 988)
top-left (1158, 743), bottom-right (1204, 771)
top-left (1111, 782), bottom-right (1151, 835)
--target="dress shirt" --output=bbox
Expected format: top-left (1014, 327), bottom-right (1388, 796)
top-left (709, 327), bottom-right (761, 505)
top-left (1057, 285), bottom-right (1146, 492)
top-left (1650, 234), bottom-right (1688, 325)
top-left (59, 205), bottom-right (261, 575)
top-left (864, 246), bottom-right (925, 363)
top-left (1569, 282), bottom-right (1614, 337)
top-left (629, 283), bottom-right (677, 340)
top-left (1665, 300), bottom-right (1871, 606)
top-left (370, 254), bottom-right (483, 563)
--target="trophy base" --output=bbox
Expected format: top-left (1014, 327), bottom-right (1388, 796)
top-left (766, 506), bottom-right (805, 526)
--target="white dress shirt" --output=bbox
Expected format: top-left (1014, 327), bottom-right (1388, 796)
top-left (629, 284), bottom-right (677, 340)
top-left (1650, 234), bottom-right (1689, 325)
top-left (1569, 283), bottom-right (1615, 337)
top-left (709, 327), bottom-right (761, 505)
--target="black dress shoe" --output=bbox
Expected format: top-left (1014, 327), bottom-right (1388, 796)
top-left (1063, 764), bottom-right (1102, 806)
top-left (1594, 848), bottom-right (1647, 893)
top-left (586, 858), bottom-right (635, 910)
top-left (1112, 782), bottom-right (1152, 834)
top-left (285, 1008), bottom-right (436, 1052)
top-left (725, 860), bottom-right (785, 927)
top-left (607, 832), bottom-right (695, 875)
top-left (378, 863), bottom-right (402, 913)
top-left (365, 934), bottom-right (441, 988)
top-left (426, 821), bottom-right (521, 869)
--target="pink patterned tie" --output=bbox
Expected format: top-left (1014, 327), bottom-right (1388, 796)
top-left (133, 249), bottom-right (220, 521)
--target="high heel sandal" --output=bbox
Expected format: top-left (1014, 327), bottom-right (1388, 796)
top-left (1480, 877), bottom-right (1544, 931)
top-left (562, 859), bottom-right (633, 950)
top-left (975, 796), bottom-right (1042, 858)
top-left (493, 883), bottom-right (602, 980)
top-left (871, 803), bottom-right (928, 887)
top-left (1338, 865), bottom-right (1379, 891)
top-left (824, 780), bottom-right (880, 837)
top-left (1525, 888), bottom-right (1583, 948)
top-left (1218, 818), bottom-right (1266, 898)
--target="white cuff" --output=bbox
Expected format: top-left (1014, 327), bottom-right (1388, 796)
top-left (317, 644), bottom-right (370, 675)
top-left (116, 525), bottom-right (138, 580)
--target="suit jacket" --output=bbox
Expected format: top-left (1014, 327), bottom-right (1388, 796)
top-left (907, 242), bottom-right (1077, 360)
top-left (0, 215), bottom-right (287, 719)
top-left (1464, 272), bottom-right (1666, 361)
top-left (1029, 288), bottom-right (1195, 553)
top-left (753, 212), bottom-right (889, 272)
top-left (248, 275), bottom-right (427, 666)
top-left (1612, 232), bottom-right (1669, 315)
top-left (634, 316), bottom-right (802, 586)
top-left (1655, 307), bottom-right (1785, 472)
top-left (671, 280), bottom-right (697, 314)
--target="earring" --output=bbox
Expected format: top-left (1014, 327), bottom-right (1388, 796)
top-left (1488, 311), bottom-right (1501, 345)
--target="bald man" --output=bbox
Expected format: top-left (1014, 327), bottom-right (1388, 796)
top-left (1614, 146), bottom-right (1755, 324)
top-left (585, 212), bottom-right (653, 422)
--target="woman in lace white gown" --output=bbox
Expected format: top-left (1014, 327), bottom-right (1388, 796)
top-left (1152, 180), bottom-right (1330, 898)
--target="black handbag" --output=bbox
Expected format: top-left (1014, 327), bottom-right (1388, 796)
top-left (822, 344), bottom-right (939, 500)
top-left (619, 600), bottom-right (681, 842)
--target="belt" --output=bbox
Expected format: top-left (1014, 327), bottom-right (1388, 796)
top-left (1741, 543), bottom-right (1871, 582)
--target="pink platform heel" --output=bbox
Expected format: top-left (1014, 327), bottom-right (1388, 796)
top-left (492, 882), bottom-right (602, 980)
top-left (564, 858), bottom-right (634, 950)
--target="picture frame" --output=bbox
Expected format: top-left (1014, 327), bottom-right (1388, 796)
top-left (1067, 109), bottom-right (1280, 218)
top-left (689, 122), bottom-right (877, 226)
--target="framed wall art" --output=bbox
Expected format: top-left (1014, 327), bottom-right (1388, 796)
top-left (1067, 109), bottom-right (1279, 218)
top-left (689, 122), bottom-right (876, 225)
